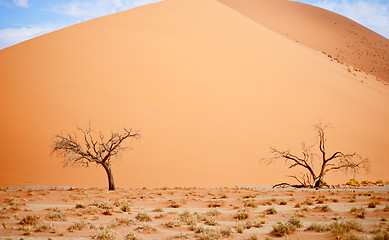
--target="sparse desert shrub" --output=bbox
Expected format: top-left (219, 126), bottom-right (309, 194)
top-left (109, 217), bottom-right (132, 228)
top-left (235, 222), bottom-right (244, 233)
top-left (121, 201), bottom-right (131, 212)
top-left (195, 228), bottom-right (221, 240)
top-left (207, 208), bottom-right (220, 217)
top-left (18, 225), bottom-right (33, 235)
top-left (288, 216), bottom-right (302, 228)
top-left (237, 219), bottom-right (264, 230)
top-left (369, 201), bottom-right (378, 208)
top-left (374, 232), bottom-right (389, 240)
top-left (166, 217), bottom-right (181, 228)
top-left (306, 222), bottom-right (331, 232)
top-left (46, 210), bottom-right (67, 221)
top-left (2, 198), bottom-right (20, 212)
top-left (244, 199), bottom-right (258, 208)
top-left (350, 206), bottom-right (366, 219)
top-left (266, 207), bottom-right (277, 215)
top-left (304, 199), bottom-right (314, 205)
top-left (67, 220), bottom-right (87, 231)
top-left (234, 209), bottom-right (249, 220)
top-left (376, 180), bottom-right (384, 185)
top-left (19, 214), bottom-right (40, 225)
top-left (330, 220), bottom-right (363, 239)
top-left (152, 207), bottom-right (163, 212)
top-left (90, 200), bottom-right (113, 210)
top-left (102, 209), bottom-right (112, 215)
top-left (294, 203), bottom-right (301, 208)
top-left (219, 227), bottom-right (232, 237)
top-left (243, 194), bottom-right (256, 199)
top-left (208, 201), bottom-right (223, 208)
top-left (279, 200), bottom-right (287, 205)
top-left (384, 205), bottom-right (389, 212)
top-left (247, 234), bottom-right (258, 240)
top-left (125, 231), bottom-right (139, 240)
top-left (271, 222), bottom-right (296, 237)
top-left (135, 212), bottom-right (151, 222)
top-left (203, 216), bottom-right (217, 226)
top-left (320, 205), bottom-right (331, 212)
top-left (192, 224), bottom-right (206, 234)
top-left (75, 203), bottom-right (86, 209)
top-left (262, 201), bottom-right (273, 205)
top-left (92, 227), bottom-right (116, 240)
top-left (361, 179), bottom-right (369, 185)
top-left (154, 213), bottom-right (167, 219)
top-left (344, 233), bottom-right (363, 240)
top-left (169, 201), bottom-right (181, 208)
top-left (135, 223), bottom-right (157, 233)
top-left (33, 222), bottom-right (56, 233)
top-left (346, 178), bottom-right (360, 186)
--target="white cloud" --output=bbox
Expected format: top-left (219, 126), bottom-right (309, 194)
top-left (313, 0), bottom-right (389, 38)
top-left (52, 0), bottom-right (162, 20)
top-left (0, 23), bottom-right (65, 49)
top-left (0, 0), bottom-right (162, 50)
top-left (13, 0), bottom-right (28, 7)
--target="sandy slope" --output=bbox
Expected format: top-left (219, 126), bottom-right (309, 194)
top-left (219, 0), bottom-right (389, 83)
top-left (0, 0), bottom-right (388, 188)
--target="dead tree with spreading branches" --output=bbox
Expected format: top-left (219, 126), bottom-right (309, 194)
top-left (267, 122), bottom-right (369, 188)
top-left (52, 125), bottom-right (140, 190)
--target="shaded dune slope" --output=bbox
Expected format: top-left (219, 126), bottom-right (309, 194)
top-left (219, 0), bottom-right (389, 83)
top-left (0, 0), bottom-right (388, 188)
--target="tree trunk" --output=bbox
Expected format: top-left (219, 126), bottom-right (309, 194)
top-left (102, 163), bottom-right (115, 191)
top-left (314, 177), bottom-right (323, 188)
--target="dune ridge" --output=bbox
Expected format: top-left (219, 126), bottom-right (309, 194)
top-left (218, 0), bottom-right (389, 83)
top-left (0, 0), bottom-right (388, 188)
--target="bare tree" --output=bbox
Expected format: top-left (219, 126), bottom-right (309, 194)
top-left (267, 122), bottom-right (369, 188)
top-left (52, 125), bottom-right (140, 190)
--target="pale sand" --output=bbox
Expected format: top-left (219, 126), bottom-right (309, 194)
top-left (0, 186), bottom-right (388, 239)
top-left (0, 0), bottom-right (388, 188)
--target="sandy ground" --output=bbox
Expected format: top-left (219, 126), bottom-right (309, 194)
top-left (0, 185), bottom-right (388, 239)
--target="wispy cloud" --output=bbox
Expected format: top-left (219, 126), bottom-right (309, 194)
top-left (0, 23), bottom-right (66, 49)
top-left (13, 0), bottom-right (29, 7)
top-left (52, 0), bottom-right (162, 20)
top-left (313, 0), bottom-right (389, 38)
top-left (0, 0), bottom-right (162, 49)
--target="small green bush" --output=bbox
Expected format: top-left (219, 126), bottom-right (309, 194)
top-left (346, 178), bottom-right (360, 186)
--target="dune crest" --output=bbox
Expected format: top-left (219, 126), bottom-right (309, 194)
top-left (0, 0), bottom-right (388, 188)
top-left (219, 0), bottom-right (389, 83)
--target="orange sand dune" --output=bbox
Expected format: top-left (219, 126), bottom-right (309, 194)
top-left (0, 0), bottom-right (388, 188)
top-left (219, 0), bottom-right (389, 83)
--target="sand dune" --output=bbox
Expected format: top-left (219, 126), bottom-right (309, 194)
top-left (0, 0), bottom-right (388, 188)
top-left (219, 0), bottom-right (389, 83)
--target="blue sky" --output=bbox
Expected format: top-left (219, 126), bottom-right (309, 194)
top-left (0, 0), bottom-right (388, 50)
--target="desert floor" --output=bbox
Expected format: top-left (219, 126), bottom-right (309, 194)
top-left (0, 185), bottom-right (388, 239)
